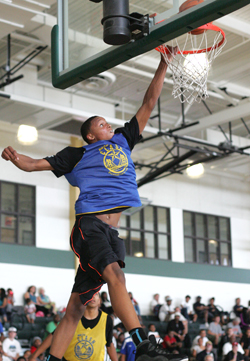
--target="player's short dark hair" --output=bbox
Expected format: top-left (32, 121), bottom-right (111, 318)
top-left (80, 116), bottom-right (99, 143)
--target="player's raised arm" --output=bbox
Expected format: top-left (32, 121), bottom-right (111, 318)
top-left (136, 46), bottom-right (178, 135)
top-left (1, 146), bottom-right (53, 172)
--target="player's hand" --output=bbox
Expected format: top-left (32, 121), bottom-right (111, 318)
top-left (160, 45), bottom-right (179, 63)
top-left (1, 146), bottom-right (19, 161)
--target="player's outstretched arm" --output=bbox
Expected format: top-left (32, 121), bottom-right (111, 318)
top-left (1, 146), bottom-right (53, 172)
top-left (136, 46), bottom-right (178, 135)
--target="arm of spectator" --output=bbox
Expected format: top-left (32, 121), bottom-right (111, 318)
top-left (107, 342), bottom-right (118, 361)
top-left (29, 334), bottom-right (53, 361)
top-left (120, 355), bottom-right (126, 361)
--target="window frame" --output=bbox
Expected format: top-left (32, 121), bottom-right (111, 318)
top-left (0, 180), bottom-right (36, 246)
top-left (183, 210), bottom-right (232, 267)
top-left (119, 205), bottom-right (171, 260)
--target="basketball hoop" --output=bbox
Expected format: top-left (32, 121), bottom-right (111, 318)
top-left (155, 0), bottom-right (226, 104)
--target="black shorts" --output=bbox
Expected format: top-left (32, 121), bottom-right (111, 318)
top-left (71, 214), bottom-right (126, 305)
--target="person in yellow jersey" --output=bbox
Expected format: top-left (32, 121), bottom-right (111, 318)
top-left (29, 293), bottom-right (117, 361)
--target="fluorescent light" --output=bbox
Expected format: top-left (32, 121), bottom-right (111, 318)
top-left (21, 0), bottom-right (50, 9)
top-left (183, 53), bottom-right (209, 81)
top-left (0, 18), bottom-right (24, 28)
top-left (17, 125), bottom-right (38, 145)
top-left (134, 252), bottom-right (144, 258)
top-left (0, 0), bottom-right (49, 16)
top-left (186, 163), bottom-right (204, 178)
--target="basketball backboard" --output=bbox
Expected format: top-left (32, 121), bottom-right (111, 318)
top-left (51, 0), bottom-right (250, 89)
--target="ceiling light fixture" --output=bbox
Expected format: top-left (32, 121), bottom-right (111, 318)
top-left (0, 18), bottom-right (24, 28)
top-left (134, 252), bottom-right (144, 258)
top-left (186, 163), bottom-right (204, 178)
top-left (21, 0), bottom-right (50, 9)
top-left (2, 0), bottom-right (12, 3)
top-left (0, 0), bottom-right (49, 16)
top-left (17, 125), bottom-right (38, 145)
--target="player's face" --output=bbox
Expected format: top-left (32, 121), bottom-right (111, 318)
top-left (88, 293), bottom-right (101, 308)
top-left (88, 117), bottom-right (114, 143)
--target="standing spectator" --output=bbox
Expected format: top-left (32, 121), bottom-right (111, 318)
top-left (181, 295), bottom-right (197, 323)
top-left (227, 318), bottom-right (243, 341)
top-left (223, 335), bottom-right (244, 357)
top-left (120, 332), bottom-right (136, 361)
top-left (150, 294), bottom-right (161, 317)
top-left (167, 313), bottom-right (191, 349)
top-left (191, 337), bottom-right (206, 358)
top-left (193, 329), bottom-right (209, 347)
top-left (162, 330), bottom-right (182, 353)
top-left (233, 299), bottom-right (244, 318)
top-left (2, 327), bottom-right (21, 361)
top-left (207, 298), bottom-right (220, 322)
top-left (196, 341), bottom-right (217, 361)
top-left (193, 296), bottom-right (209, 327)
top-left (207, 315), bottom-right (223, 346)
top-left (44, 314), bottom-right (61, 339)
top-left (224, 342), bottom-right (244, 361)
top-left (159, 296), bottom-right (175, 322)
top-left (0, 289), bottom-right (7, 324)
top-left (24, 299), bottom-right (36, 324)
top-left (6, 290), bottom-right (14, 322)
top-left (240, 327), bottom-right (250, 357)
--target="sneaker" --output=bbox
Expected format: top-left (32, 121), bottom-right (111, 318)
top-left (135, 336), bottom-right (188, 361)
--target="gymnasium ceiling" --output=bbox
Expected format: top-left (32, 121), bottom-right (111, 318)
top-left (0, 0), bottom-right (250, 182)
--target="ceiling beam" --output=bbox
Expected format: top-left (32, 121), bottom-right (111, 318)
top-left (214, 15), bottom-right (250, 38)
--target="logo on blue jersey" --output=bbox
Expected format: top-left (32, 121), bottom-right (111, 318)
top-left (74, 334), bottom-right (96, 360)
top-left (99, 144), bottom-right (128, 176)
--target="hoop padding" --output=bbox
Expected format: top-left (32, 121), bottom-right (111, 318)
top-left (156, 24), bottom-right (226, 104)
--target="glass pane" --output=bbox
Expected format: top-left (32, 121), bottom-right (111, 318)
top-left (221, 242), bottom-right (231, 266)
top-left (208, 215), bottom-right (217, 239)
top-left (1, 183), bottom-right (17, 212)
top-left (197, 239), bottom-right (207, 263)
top-left (209, 240), bottom-right (219, 265)
top-left (144, 206), bottom-right (154, 231)
top-left (196, 214), bottom-right (206, 238)
top-left (184, 237), bottom-right (194, 262)
top-left (131, 212), bottom-right (140, 230)
top-left (158, 234), bottom-right (169, 260)
top-left (124, 233), bottom-right (130, 256)
top-left (18, 217), bottom-right (35, 245)
top-left (158, 208), bottom-right (168, 233)
top-left (131, 231), bottom-right (143, 257)
top-left (119, 214), bottom-right (127, 228)
top-left (219, 218), bottom-right (230, 240)
top-left (19, 186), bottom-right (35, 214)
top-left (183, 211), bottom-right (194, 236)
top-left (144, 232), bottom-right (155, 258)
top-left (1, 214), bottom-right (17, 243)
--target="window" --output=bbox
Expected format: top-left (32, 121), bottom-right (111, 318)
top-left (0, 181), bottom-right (36, 245)
top-left (119, 205), bottom-right (171, 260)
top-left (183, 211), bottom-right (231, 266)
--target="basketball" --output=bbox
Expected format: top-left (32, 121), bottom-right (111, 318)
top-left (179, 0), bottom-right (205, 35)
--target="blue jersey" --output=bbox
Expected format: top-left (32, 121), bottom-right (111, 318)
top-left (120, 335), bottom-right (136, 361)
top-left (45, 116), bottom-right (142, 215)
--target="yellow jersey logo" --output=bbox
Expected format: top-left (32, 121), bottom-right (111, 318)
top-left (74, 334), bottom-right (95, 360)
top-left (99, 144), bottom-right (128, 176)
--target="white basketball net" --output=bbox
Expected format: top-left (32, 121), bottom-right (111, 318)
top-left (159, 29), bottom-right (226, 104)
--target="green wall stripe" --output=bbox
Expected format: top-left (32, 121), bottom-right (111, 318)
top-left (125, 257), bottom-right (250, 284)
top-left (0, 243), bottom-right (75, 269)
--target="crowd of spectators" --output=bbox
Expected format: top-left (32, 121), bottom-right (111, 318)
top-left (0, 287), bottom-right (250, 361)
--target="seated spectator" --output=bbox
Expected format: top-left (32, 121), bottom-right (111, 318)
top-left (233, 299), bottom-right (244, 318)
top-left (218, 328), bottom-right (234, 356)
top-left (44, 314), bottom-right (60, 339)
top-left (191, 336), bottom-right (206, 358)
top-left (30, 337), bottom-right (42, 354)
top-left (120, 332), bottom-right (136, 361)
top-left (196, 341), bottom-right (217, 361)
top-left (181, 295), bottom-right (197, 323)
top-left (207, 298), bottom-right (220, 322)
top-left (0, 289), bottom-right (7, 324)
top-left (150, 294), bottom-right (161, 317)
top-left (16, 357), bottom-right (26, 361)
top-left (24, 286), bottom-right (50, 317)
top-left (240, 327), bottom-right (250, 357)
top-left (128, 292), bottom-right (140, 316)
top-left (100, 292), bottom-right (113, 315)
top-left (207, 315), bottom-right (223, 346)
top-left (23, 350), bottom-right (31, 361)
top-left (170, 307), bottom-right (188, 333)
top-left (227, 318), bottom-right (243, 341)
top-left (0, 321), bottom-right (4, 343)
top-left (224, 342), bottom-right (244, 361)
top-left (193, 329), bottom-right (209, 347)
top-left (116, 332), bottom-right (125, 351)
top-left (159, 296), bottom-right (175, 322)
top-left (162, 330), bottom-right (182, 353)
top-left (6, 289), bottom-right (14, 322)
top-left (37, 288), bottom-right (56, 315)
top-left (2, 327), bottom-right (21, 361)
top-left (193, 296), bottom-right (209, 327)
top-left (24, 299), bottom-right (36, 324)
top-left (167, 312), bottom-right (191, 349)
top-left (223, 335), bottom-right (244, 357)
top-left (148, 324), bottom-right (163, 343)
